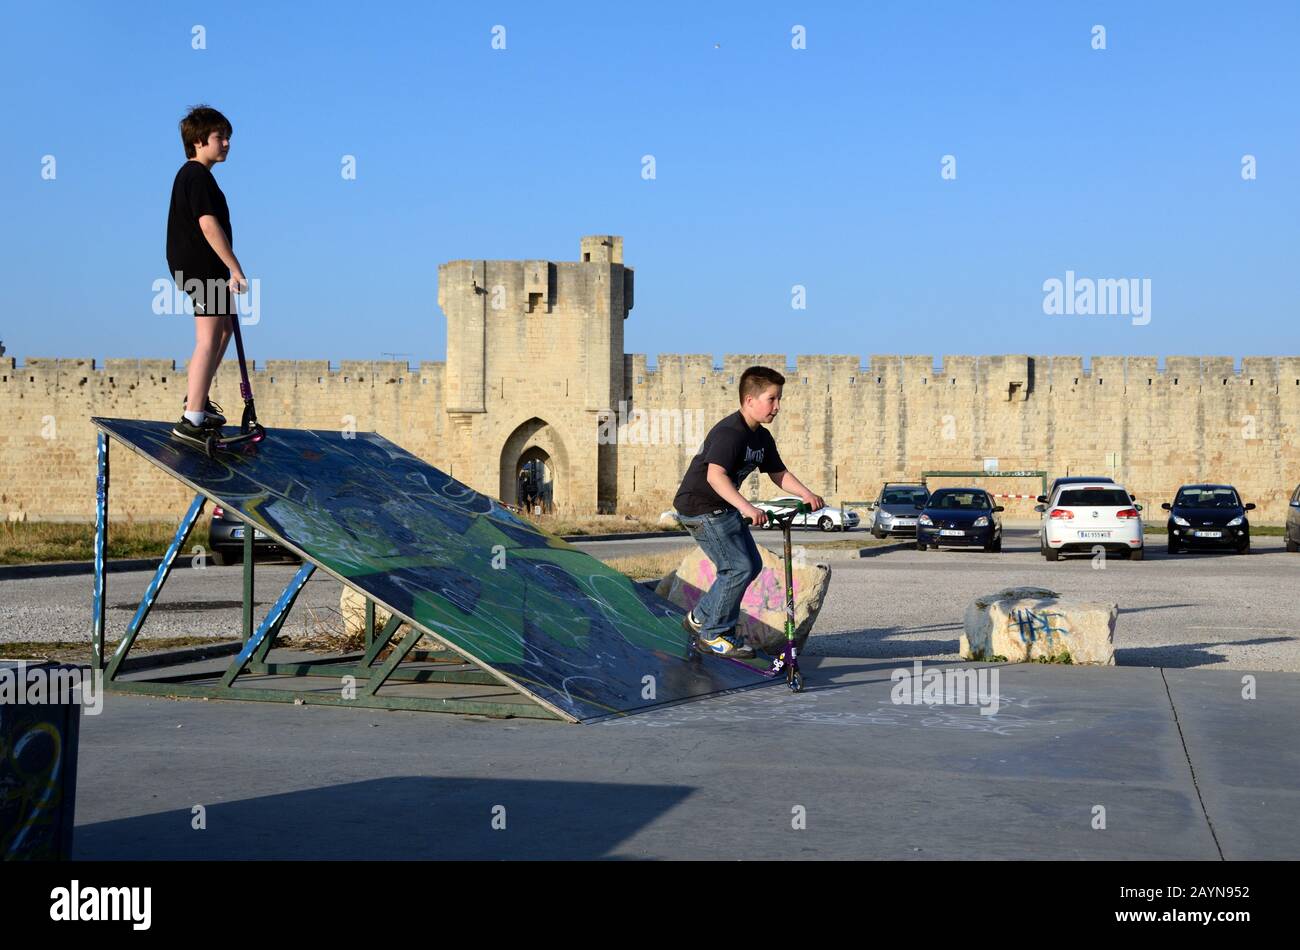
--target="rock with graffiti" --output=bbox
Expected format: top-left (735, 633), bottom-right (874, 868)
top-left (961, 587), bottom-right (1117, 665)
top-left (1, 665), bottom-right (81, 861)
top-left (654, 544), bottom-right (832, 655)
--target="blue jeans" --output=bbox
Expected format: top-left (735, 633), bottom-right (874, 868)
top-left (675, 508), bottom-right (763, 638)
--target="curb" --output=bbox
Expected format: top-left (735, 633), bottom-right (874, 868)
top-left (562, 530), bottom-right (689, 543)
top-left (850, 541), bottom-right (913, 558)
top-left (0, 556), bottom-right (202, 582)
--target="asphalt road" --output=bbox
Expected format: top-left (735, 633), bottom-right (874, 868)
top-left (3, 528), bottom-right (1296, 671)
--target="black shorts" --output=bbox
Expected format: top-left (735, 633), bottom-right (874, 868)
top-left (178, 275), bottom-right (235, 317)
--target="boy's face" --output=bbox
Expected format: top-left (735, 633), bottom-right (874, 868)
top-left (194, 130), bottom-right (230, 163)
top-left (744, 384), bottom-right (782, 423)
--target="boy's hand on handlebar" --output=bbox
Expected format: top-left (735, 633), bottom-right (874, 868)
top-left (741, 503), bottom-right (768, 528)
top-left (802, 494), bottom-right (825, 512)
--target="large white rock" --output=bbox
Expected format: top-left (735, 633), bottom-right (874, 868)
top-left (654, 544), bottom-right (832, 654)
top-left (960, 587), bottom-right (1116, 665)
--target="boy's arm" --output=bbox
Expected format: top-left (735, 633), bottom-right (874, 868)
top-left (198, 215), bottom-right (246, 291)
top-left (768, 469), bottom-right (825, 511)
top-left (706, 464), bottom-right (768, 526)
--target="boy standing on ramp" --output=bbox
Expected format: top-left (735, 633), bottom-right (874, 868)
top-left (166, 104), bottom-right (249, 447)
top-left (672, 366), bottom-right (824, 657)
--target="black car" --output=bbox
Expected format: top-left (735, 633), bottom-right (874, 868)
top-left (1162, 484), bottom-right (1254, 555)
top-left (1288, 484), bottom-right (1300, 553)
top-left (209, 504), bottom-right (291, 564)
top-left (915, 488), bottom-right (1003, 551)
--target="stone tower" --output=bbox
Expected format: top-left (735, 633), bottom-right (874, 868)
top-left (437, 235), bottom-right (634, 513)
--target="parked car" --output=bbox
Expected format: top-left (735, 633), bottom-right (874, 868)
top-left (1037, 481), bottom-right (1144, 560)
top-left (1289, 484), bottom-right (1300, 553)
top-left (210, 505), bottom-right (291, 564)
top-left (1038, 475), bottom-right (1115, 504)
top-left (753, 495), bottom-right (858, 531)
top-left (915, 488), bottom-right (1003, 551)
top-left (1162, 484), bottom-right (1254, 555)
top-left (869, 483), bottom-right (930, 538)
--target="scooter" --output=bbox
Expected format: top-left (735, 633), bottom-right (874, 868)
top-left (203, 312), bottom-right (265, 457)
top-left (757, 502), bottom-right (809, 693)
top-left (690, 501), bottom-right (811, 692)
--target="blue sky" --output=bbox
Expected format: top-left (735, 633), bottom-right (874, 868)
top-left (2, 1), bottom-right (1297, 367)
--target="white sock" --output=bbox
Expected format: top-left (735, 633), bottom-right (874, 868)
top-left (184, 410), bottom-right (206, 426)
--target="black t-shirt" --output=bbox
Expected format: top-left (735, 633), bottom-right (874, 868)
top-left (166, 161), bottom-right (232, 282)
top-left (673, 411), bottom-right (786, 516)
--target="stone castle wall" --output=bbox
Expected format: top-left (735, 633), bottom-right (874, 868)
top-left (3, 351), bottom-right (1298, 524)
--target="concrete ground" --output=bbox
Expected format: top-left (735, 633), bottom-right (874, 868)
top-left (69, 655), bottom-right (1299, 859)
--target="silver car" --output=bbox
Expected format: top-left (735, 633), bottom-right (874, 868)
top-left (870, 484), bottom-right (930, 538)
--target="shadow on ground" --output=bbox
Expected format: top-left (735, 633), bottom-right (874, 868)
top-left (74, 776), bottom-right (693, 859)
top-left (1117, 637), bottom-right (1295, 668)
top-left (805, 623), bottom-right (962, 659)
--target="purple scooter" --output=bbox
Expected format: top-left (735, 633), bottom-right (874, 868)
top-left (753, 502), bottom-right (808, 693)
top-left (690, 501), bottom-right (810, 692)
top-left (203, 312), bottom-right (265, 457)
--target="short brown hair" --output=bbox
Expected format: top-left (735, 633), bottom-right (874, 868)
top-left (179, 105), bottom-right (232, 158)
top-left (739, 365), bottom-right (785, 404)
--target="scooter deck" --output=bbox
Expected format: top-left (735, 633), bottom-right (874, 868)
top-left (690, 636), bottom-right (799, 679)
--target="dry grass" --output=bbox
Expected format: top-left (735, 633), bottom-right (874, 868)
top-left (284, 604), bottom-right (368, 654)
top-left (0, 636), bottom-right (225, 664)
top-left (281, 604), bottom-right (451, 660)
top-left (598, 546), bottom-right (697, 581)
top-left (517, 511), bottom-right (680, 536)
top-left (0, 520), bottom-right (213, 565)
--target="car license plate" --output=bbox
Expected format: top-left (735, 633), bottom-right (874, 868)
top-left (939, 529), bottom-right (965, 536)
top-left (1193, 530), bottom-right (1221, 538)
top-left (231, 528), bottom-right (270, 540)
top-left (896, 519), bottom-right (916, 526)
top-left (1078, 530), bottom-right (1111, 539)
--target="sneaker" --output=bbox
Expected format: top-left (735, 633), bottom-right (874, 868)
top-left (181, 398), bottom-right (226, 427)
top-left (171, 415), bottom-right (216, 449)
top-left (696, 631), bottom-right (755, 659)
top-left (681, 610), bottom-right (704, 637)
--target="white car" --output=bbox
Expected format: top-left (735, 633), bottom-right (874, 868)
top-left (1037, 481), bottom-right (1145, 561)
top-left (753, 496), bottom-right (858, 532)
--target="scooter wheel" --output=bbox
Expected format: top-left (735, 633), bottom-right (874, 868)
top-left (788, 669), bottom-right (804, 693)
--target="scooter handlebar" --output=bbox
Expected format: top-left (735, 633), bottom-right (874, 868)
top-left (742, 501), bottom-right (812, 525)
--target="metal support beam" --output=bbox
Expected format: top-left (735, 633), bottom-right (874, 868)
top-left (221, 561), bottom-right (316, 687)
top-left (921, 469), bottom-right (1048, 495)
top-left (362, 623), bottom-right (427, 697)
top-left (92, 432), bottom-right (109, 671)
top-left (251, 660), bottom-right (499, 686)
top-left (362, 613), bottom-right (405, 667)
top-left (105, 493), bottom-right (206, 682)
top-left (242, 527), bottom-right (254, 643)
